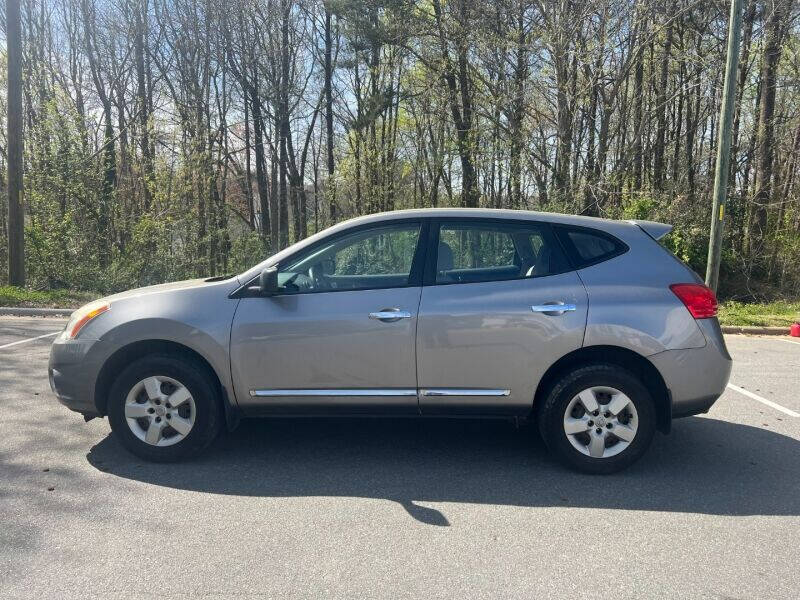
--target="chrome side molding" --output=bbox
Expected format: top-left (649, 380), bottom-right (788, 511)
top-left (249, 388), bottom-right (511, 398)
top-left (420, 388), bottom-right (510, 397)
top-left (249, 388), bottom-right (418, 397)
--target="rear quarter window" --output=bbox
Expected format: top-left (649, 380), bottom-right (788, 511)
top-left (555, 226), bottom-right (628, 268)
top-left (653, 232), bottom-right (705, 282)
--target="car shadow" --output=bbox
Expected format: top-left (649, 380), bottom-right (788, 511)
top-left (86, 416), bottom-right (800, 526)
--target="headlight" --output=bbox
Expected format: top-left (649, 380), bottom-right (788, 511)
top-left (63, 301), bottom-right (111, 339)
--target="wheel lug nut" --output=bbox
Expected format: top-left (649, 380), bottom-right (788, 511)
top-left (155, 417), bottom-right (161, 423)
top-left (166, 414), bottom-right (171, 419)
top-left (596, 428), bottom-right (602, 434)
top-left (165, 403), bottom-right (172, 409)
top-left (588, 420), bottom-right (594, 426)
top-left (147, 408), bottom-right (155, 414)
top-left (607, 423), bottom-right (613, 429)
top-left (604, 412), bottom-right (611, 418)
top-left (155, 399), bottom-right (161, 405)
top-left (593, 410), bottom-right (599, 416)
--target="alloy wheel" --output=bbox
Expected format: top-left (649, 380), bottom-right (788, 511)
top-left (123, 375), bottom-right (196, 447)
top-left (562, 386), bottom-right (638, 459)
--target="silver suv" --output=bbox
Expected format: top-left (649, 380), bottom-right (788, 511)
top-left (49, 209), bottom-right (732, 473)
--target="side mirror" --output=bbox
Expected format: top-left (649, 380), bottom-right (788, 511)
top-left (258, 267), bottom-right (279, 296)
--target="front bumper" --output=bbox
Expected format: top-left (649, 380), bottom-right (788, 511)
top-left (650, 318), bottom-right (732, 419)
top-left (48, 334), bottom-right (107, 417)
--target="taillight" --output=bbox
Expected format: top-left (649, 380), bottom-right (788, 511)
top-left (670, 283), bottom-right (718, 319)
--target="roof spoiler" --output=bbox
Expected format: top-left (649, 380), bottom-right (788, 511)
top-left (628, 220), bottom-right (673, 241)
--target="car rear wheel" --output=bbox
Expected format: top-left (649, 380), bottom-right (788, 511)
top-left (107, 355), bottom-right (222, 462)
top-left (538, 364), bottom-right (656, 474)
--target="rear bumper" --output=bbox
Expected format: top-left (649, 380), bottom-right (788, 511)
top-left (669, 394), bottom-right (720, 418)
top-left (48, 335), bottom-right (106, 417)
top-left (650, 318), bottom-right (732, 419)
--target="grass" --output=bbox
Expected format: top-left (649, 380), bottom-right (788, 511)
top-left (0, 286), bottom-right (97, 309)
top-left (718, 300), bottom-right (800, 328)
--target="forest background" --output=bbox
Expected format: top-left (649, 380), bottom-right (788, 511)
top-left (1, 0), bottom-right (799, 321)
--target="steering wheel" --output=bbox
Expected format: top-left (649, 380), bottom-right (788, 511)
top-left (308, 263), bottom-right (329, 290)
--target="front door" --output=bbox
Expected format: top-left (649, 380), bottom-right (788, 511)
top-left (416, 219), bottom-right (588, 415)
top-left (231, 221), bottom-right (426, 414)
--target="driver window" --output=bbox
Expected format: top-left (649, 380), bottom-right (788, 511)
top-left (277, 223), bottom-right (421, 293)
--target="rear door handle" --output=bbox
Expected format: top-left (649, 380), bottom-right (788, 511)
top-left (369, 308), bottom-right (412, 322)
top-left (531, 302), bottom-right (576, 315)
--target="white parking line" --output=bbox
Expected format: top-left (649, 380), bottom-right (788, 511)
top-left (727, 383), bottom-right (800, 418)
top-left (0, 331), bottom-right (60, 350)
top-left (774, 338), bottom-right (800, 346)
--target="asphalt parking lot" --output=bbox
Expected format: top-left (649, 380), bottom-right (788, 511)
top-left (1, 316), bottom-right (799, 599)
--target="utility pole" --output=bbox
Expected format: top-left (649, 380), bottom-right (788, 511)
top-left (6, 0), bottom-right (25, 286)
top-left (705, 0), bottom-right (743, 292)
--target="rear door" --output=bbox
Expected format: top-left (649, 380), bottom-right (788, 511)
top-left (416, 218), bottom-right (587, 415)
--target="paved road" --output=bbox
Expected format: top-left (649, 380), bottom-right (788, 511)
top-left (1, 316), bottom-right (798, 599)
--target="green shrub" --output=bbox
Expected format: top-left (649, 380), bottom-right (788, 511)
top-left (0, 286), bottom-right (95, 308)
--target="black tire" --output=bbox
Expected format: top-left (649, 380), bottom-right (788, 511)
top-left (107, 354), bottom-right (223, 462)
top-left (537, 364), bottom-right (656, 474)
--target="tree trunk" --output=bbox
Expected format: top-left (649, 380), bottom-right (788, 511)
top-left (81, 0), bottom-right (115, 268)
top-left (632, 9), bottom-right (646, 192)
top-left (243, 86), bottom-right (254, 229)
top-left (509, 1), bottom-right (527, 210)
top-left (250, 77), bottom-right (272, 247)
top-left (6, 0), bottom-right (25, 285)
top-left (554, 50), bottom-right (573, 197)
top-left (432, 0), bottom-right (479, 207)
top-left (279, 0), bottom-right (291, 247)
top-left (750, 0), bottom-right (786, 259)
top-left (135, 0), bottom-right (153, 212)
top-left (728, 0), bottom-right (756, 244)
top-left (324, 5), bottom-right (336, 223)
top-left (652, 8), bottom-right (673, 190)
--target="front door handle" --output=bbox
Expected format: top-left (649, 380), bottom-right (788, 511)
top-left (531, 302), bottom-right (576, 316)
top-left (369, 308), bottom-right (412, 322)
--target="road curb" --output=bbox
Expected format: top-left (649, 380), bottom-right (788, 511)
top-left (0, 307), bottom-right (73, 317)
top-left (721, 325), bottom-right (790, 336)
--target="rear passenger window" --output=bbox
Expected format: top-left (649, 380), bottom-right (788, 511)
top-left (435, 221), bottom-right (569, 284)
top-left (556, 226), bottom-right (627, 268)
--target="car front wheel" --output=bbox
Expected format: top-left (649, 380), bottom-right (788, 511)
top-left (107, 355), bottom-right (222, 462)
top-left (538, 364), bottom-right (656, 474)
